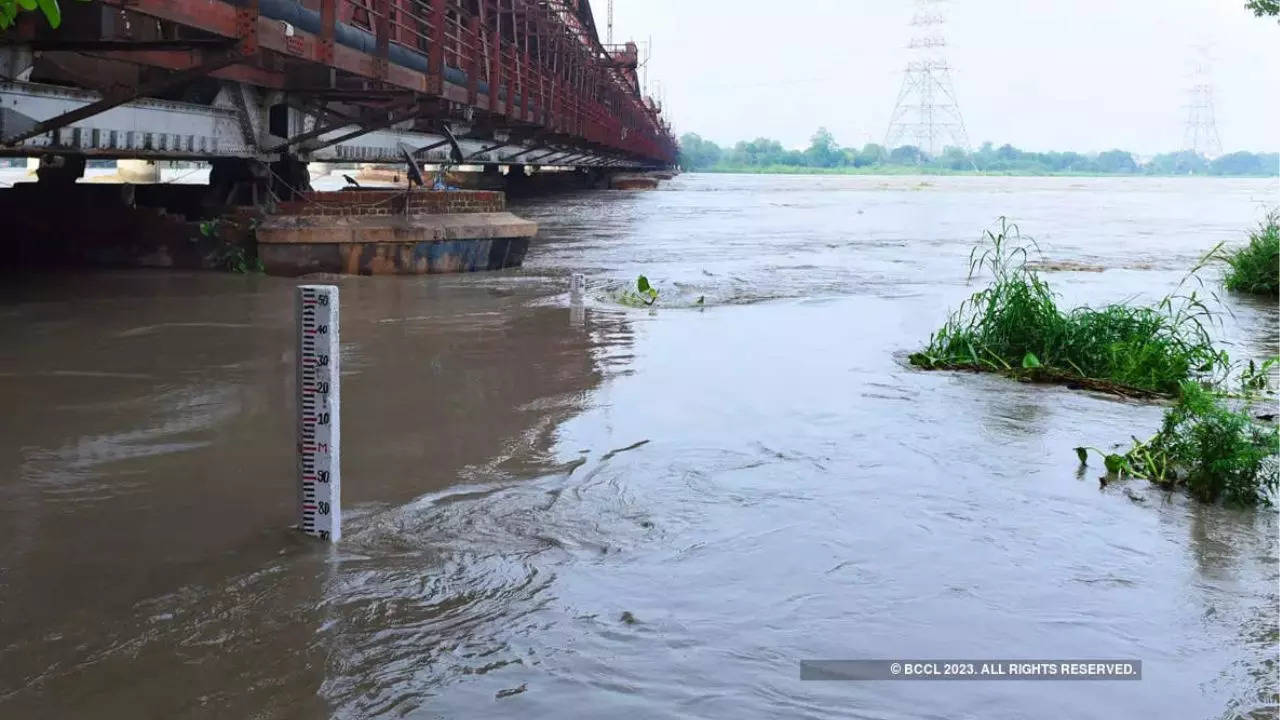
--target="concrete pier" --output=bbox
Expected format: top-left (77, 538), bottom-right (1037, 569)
top-left (257, 190), bottom-right (535, 275)
top-left (608, 172), bottom-right (661, 190)
top-left (258, 213), bottom-right (535, 275)
top-left (0, 179), bottom-right (538, 276)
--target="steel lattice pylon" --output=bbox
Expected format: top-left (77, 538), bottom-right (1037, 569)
top-left (1183, 46), bottom-right (1223, 159)
top-left (884, 0), bottom-right (970, 158)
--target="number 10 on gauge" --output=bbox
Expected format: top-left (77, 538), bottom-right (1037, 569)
top-left (296, 285), bottom-right (341, 542)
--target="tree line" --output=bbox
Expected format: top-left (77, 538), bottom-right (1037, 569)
top-left (678, 129), bottom-right (1280, 177)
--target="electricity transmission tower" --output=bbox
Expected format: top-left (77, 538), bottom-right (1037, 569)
top-left (884, 0), bottom-right (971, 158)
top-left (1183, 46), bottom-right (1223, 158)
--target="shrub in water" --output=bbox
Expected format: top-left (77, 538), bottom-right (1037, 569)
top-left (909, 218), bottom-right (1224, 396)
top-left (1222, 210), bottom-right (1279, 296)
top-left (1077, 380), bottom-right (1279, 506)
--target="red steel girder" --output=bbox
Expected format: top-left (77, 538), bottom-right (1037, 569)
top-left (11, 0), bottom-right (677, 164)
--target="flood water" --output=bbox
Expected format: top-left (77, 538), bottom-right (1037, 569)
top-left (2, 174), bottom-right (1278, 719)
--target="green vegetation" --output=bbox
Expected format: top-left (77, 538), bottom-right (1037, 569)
top-left (617, 275), bottom-right (659, 307)
top-left (678, 130), bottom-right (1280, 178)
top-left (199, 219), bottom-right (263, 274)
top-left (1, 0), bottom-right (78, 29)
top-left (1077, 377), bottom-right (1279, 506)
top-left (908, 219), bottom-right (1224, 397)
top-left (1246, 0), bottom-right (1279, 21)
top-left (914, 217), bottom-right (1279, 506)
top-left (1222, 211), bottom-right (1279, 296)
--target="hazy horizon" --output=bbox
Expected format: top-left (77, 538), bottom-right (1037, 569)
top-left (611, 0), bottom-right (1280, 155)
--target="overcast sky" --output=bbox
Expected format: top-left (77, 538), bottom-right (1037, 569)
top-left (610, 0), bottom-right (1279, 154)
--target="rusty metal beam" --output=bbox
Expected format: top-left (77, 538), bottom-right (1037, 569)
top-left (21, 38), bottom-right (236, 52)
top-left (265, 110), bottom-right (363, 153)
top-left (501, 145), bottom-right (543, 161)
top-left (526, 148), bottom-right (564, 163)
top-left (464, 141), bottom-right (507, 160)
top-left (0, 0), bottom-right (677, 166)
top-left (411, 138), bottom-right (451, 156)
top-left (298, 101), bottom-right (423, 153)
top-left (1, 47), bottom-right (245, 147)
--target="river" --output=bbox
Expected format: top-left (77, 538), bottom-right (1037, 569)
top-left (1, 174), bottom-right (1277, 718)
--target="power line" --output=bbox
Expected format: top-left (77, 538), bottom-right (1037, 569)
top-left (884, 0), bottom-right (971, 157)
top-left (1183, 45), bottom-right (1223, 158)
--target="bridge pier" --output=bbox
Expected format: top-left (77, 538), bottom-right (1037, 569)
top-left (34, 154), bottom-right (86, 185)
top-left (270, 156), bottom-right (313, 201)
top-left (206, 158), bottom-right (269, 207)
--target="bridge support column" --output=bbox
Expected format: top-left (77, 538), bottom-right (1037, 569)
top-left (35, 154), bottom-right (85, 185)
top-left (270, 155), bottom-right (312, 201)
top-left (503, 164), bottom-right (531, 196)
top-left (208, 157), bottom-right (269, 206)
top-left (0, 45), bottom-right (33, 81)
top-left (579, 167), bottom-right (608, 190)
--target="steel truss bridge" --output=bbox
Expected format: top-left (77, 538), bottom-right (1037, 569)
top-left (0, 0), bottom-right (676, 171)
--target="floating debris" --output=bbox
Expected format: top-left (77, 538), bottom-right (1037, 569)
top-left (495, 684), bottom-right (527, 700)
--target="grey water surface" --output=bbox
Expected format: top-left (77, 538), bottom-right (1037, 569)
top-left (1, 173), bottom-right (1277, 719)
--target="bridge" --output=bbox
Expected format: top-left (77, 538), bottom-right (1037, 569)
top-left (0, 0), bottom-right (677, 186)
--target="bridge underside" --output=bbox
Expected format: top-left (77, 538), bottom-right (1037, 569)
top-left (0, 0), bottom-right (676, 170)
top-left (0, 80), bottom-right (638, 168)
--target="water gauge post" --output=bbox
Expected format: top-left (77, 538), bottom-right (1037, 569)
top-left (295, 285), bottom-right (341, 542)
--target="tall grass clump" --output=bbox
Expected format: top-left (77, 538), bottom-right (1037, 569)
top-left (909, 218), bottom-right (1224, 396)
top-left (1077, 375), bottom-right (1279, 506)
top-left (1223, 210), bottom-right (1279, 296)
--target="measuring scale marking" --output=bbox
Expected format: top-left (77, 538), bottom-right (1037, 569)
top-left (296, 285), bottom-right (341, 541)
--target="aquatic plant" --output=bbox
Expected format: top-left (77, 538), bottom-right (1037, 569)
top-left (1076, 379), bottom-right (1279, 506)
top-left (199, 219), bottom-right (264, 274)
top-left (617, 275), bottom-right (659, 307)
top-left (908, 218), bottom-right (1225, 396)
top-left (1222, 211), bottom-right (1279, 296)
top-left (0, 0), bottom-right (75, 29)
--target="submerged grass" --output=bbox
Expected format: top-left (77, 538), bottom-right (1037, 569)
top-left (915, 218), bottom-right (1280, 506)
top-left (1077, 378), bottom-right (1279, 506)
top-left (908, 218), bottom-right (1225, 397)
top-left (1222, 211), bottom-right (1279, 296)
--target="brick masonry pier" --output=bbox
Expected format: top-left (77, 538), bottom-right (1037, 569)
top-left (0, 183), bottom-right (538, 276)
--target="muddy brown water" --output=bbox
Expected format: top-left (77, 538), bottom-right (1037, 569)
top-left (2, 174), bottom-right (1277, 719)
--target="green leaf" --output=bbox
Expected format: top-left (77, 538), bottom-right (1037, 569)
top-left (1074, 447), bottom-right (1088, 465)
top-left (1021, 352), bottom-right (1041, 369)
top-left (636, 275), bottom-right (651, 294)
top-left (35, 0), bottom-right (59, 27)
top-left (17, 0), bottom-right (36, 10)
top-left (1103, 454), bottom-right (1125, 474)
